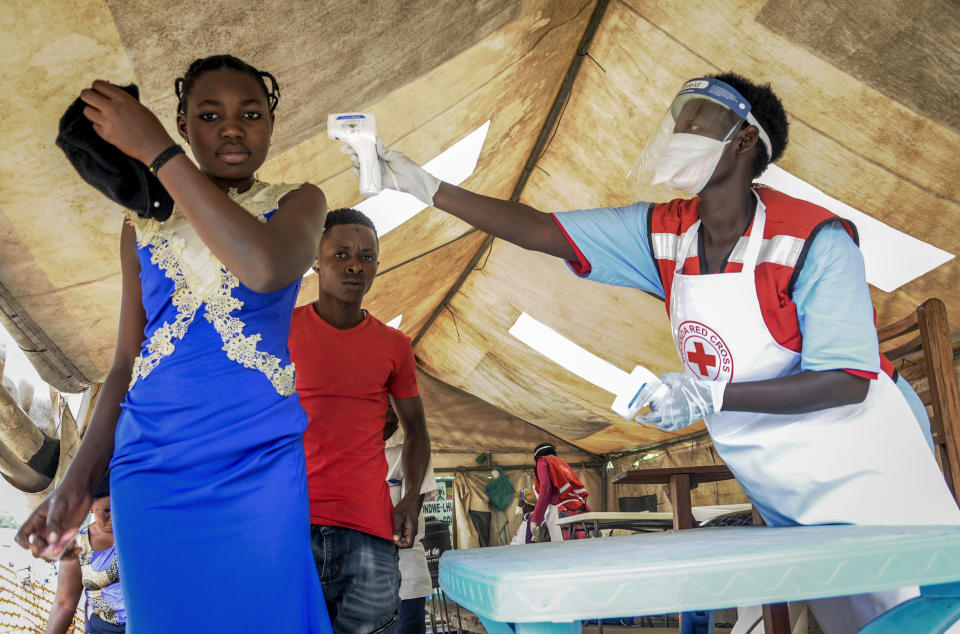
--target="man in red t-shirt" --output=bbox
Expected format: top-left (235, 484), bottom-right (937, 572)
top-left (289, 208), bottom-right (431, 633)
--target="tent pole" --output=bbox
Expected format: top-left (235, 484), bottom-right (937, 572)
top-left (601, 464), bottom-right (608, 512)
top-left (0, 280), bottom-right (91, 392)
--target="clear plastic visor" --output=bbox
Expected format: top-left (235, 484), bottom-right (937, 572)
top-left (628, 95), bottom-right (744, 191)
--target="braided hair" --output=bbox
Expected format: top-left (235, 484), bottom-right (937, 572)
top-left (175, 55), bottom-right (280, 114)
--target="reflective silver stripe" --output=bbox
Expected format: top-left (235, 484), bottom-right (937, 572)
top-left (651, 233), bottom-right (680, 261)
top-left (558, 482), bottom-right (571, 493)
top-left (759, 235), bottom-right (805, 267)
top-left (727, 235), bottom-right (804, 267)
top-left (657, 232), bottom-right (803, 267)
top-left (727, 236), bottom-right (751, 263)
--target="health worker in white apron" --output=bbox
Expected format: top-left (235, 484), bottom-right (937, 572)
top-left (628, 78), bottom-right (960, 633)
top-left (342, 73), bottom-right (960, 633)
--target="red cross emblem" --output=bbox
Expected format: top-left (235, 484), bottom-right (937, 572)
top-left (675, 320), bottom-right (734, 381)
top-left (686, 341), bottom-right (717, 377)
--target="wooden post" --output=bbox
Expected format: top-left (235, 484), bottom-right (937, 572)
top-left (762, 603), bottom-right (791, 633)
top-left (918, 299), bottom-right (960, 502)
top-left (669, 474), bottom-right (694, 530)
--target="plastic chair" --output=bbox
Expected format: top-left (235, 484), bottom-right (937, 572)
top-left (428, 571), bottom-right (463, 633)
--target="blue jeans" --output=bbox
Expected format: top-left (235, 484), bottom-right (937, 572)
top-left (311, 525), bottom-right (400, 633)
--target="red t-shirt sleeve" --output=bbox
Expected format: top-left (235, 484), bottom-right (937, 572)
top-left (388, 333), bottom-right (420, 399)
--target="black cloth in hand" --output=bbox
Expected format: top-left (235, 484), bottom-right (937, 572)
top-left (56, 84), bottom-right (174, 221)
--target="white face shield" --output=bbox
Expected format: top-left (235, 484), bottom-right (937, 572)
top-left (628, 77), bottom-right (773, 195)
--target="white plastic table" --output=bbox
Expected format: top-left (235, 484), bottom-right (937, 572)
top-left (439, 525), bottom-right (960, 633)
top-left (555, 505), bottom-right (755, 536)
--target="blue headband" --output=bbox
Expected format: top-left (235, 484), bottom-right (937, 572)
top-left (672, 77), bottom-right (773, 158)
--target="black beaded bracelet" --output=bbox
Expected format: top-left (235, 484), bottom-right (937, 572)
top-left (148, 144), bottom-right (185, 174)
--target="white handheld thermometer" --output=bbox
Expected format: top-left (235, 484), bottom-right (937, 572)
top-left (327, 113), bottom-right (381, 197)
top-left (611, 365), bottom-right (669, 420)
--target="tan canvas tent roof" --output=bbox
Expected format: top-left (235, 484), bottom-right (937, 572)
top-left (2, 0), bottom-right (958, 458)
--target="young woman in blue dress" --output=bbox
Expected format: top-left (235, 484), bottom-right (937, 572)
top-left (18, 55), bottom-right (332, 633)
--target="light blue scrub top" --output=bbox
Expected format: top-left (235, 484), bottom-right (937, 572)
top-left (554, 202), bottom-right (935, 452)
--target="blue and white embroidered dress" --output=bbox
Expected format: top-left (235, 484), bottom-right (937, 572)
top-left (110, 181), bottom-right (331, 633)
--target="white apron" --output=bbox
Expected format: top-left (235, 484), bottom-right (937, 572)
top-left (669, 196), bottom-right (960, 632)
top-left (545, 504), bottom-right (565, 542)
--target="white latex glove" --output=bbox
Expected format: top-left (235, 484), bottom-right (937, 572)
top-left (342, 139), bottom-right (441, 205)
top-left (638, 372), bottom-right (726, 432)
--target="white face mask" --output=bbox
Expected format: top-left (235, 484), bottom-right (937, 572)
top-left (652, 133), bottom-right (729, 195)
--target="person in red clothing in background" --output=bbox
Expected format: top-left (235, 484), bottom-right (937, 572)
top-left (529, 442), bottom-right (590, 542)
top-left (289, 208), bottom-right (431, 633)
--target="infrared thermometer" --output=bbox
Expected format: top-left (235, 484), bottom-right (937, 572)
top-left (328, 113), bottom-right (381, 197)
top-left (611, 365), bottom-right (669, 420)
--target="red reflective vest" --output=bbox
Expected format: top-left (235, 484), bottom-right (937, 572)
top-left (648, 185), bottom-right (894, 378)
top-left (534, 456), bottom-right (589, 509)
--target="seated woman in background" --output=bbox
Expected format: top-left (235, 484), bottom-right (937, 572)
top-left (45, 472), bottom-right (124, 634)
top-left (510, 488), bottom-right (539, 545)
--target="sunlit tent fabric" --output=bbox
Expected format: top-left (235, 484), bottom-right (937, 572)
top-left (0, 0), bottom-right (956, 464)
